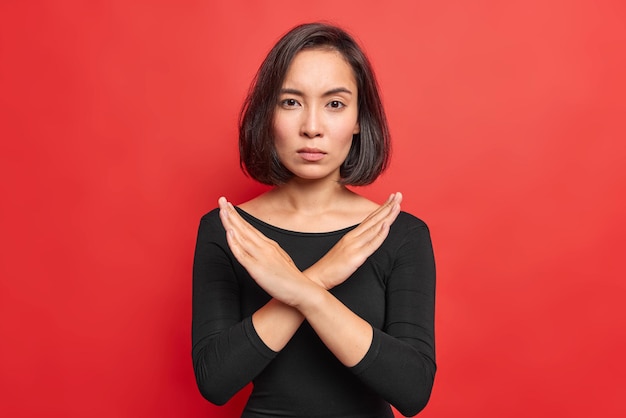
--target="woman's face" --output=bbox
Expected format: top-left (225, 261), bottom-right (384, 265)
top-left (273, 48), bottom-right (360, 183)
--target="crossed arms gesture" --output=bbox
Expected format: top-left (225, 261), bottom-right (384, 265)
top-left (217, 193), bottom-right (402, 367)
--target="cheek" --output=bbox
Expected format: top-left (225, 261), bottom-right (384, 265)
top-left (271, 121), bottom-right (285, 150)
top-left (335, 124), bottom-right (356, 155)
top-left (272, 114), bottom-right (291, 145)
top-left (333, 116), bottom-right (359, 144)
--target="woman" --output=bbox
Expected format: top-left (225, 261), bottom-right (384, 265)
top-left (192, 23), bottom-right (436, 417)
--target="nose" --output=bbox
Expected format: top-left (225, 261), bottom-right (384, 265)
top-left (300, 107), bottom-right (322, 138)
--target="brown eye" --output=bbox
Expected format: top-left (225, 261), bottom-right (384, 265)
top-left (328, 100), bottom-right (344, 109)
top-left (281, 99), bottom-right (299, 107)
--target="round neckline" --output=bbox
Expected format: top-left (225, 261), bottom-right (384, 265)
top-left (235, 206), bottom-right (360, 236)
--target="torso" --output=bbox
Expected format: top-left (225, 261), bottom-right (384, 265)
top-left (232, 208), bottom-right (402, 418)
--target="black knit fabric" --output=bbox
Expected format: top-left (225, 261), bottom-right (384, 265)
top-left (192, 208), bottom-right (436, 417)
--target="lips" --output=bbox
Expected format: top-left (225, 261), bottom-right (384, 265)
top-left (297, 147), bottom-right (326, 162)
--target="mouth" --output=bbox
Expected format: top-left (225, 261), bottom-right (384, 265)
top-left (297, 147), bottom-right (326, 162)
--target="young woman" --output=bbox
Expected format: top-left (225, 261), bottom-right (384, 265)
top-left (192, 23), bottom-right (436, 417)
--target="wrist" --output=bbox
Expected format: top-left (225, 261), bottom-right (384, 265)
top-left (292, 284), bottom-right (328, 316)
top-left (303, 264), bottom-right (330, 290)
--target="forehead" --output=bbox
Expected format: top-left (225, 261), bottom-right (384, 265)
top-left (281, 48), bottom-right (357, 89)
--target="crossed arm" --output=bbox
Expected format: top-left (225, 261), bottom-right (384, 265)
top-left (193, 193), bottom-right (436, 414)
top-left (217, 193), bottom-right (402, 367)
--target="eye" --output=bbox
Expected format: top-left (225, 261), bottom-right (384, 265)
top-left (280, 98), bottom-right (300, 108)
top-left (328, 100), bottom-right (345, 109)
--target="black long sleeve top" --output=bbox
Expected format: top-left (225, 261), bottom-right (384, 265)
top-left (192, 208), bottom-right (436, 417)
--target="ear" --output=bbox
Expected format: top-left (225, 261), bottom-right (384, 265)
top-left (353, 121), bottom-right (360, 134)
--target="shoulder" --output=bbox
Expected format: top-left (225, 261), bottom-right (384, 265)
top-left (393, 211), bottom-right (430, 231)
top-left (200, 207), bottom-right (220, 222)
top-left (196, 208), bottom-right (226, 240)
top-left (386, 211), bottom-right (433, 249)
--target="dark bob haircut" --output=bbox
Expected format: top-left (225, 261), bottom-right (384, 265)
top-left (239, 22), bottom-right (391, 186)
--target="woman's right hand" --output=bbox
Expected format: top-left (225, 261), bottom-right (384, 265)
top-left (306, 192), bottom-right (402, 289)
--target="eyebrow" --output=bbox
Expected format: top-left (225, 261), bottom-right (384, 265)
top-left (279, 87), bottom-right (353, 96)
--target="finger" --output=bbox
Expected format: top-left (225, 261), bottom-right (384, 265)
top-left (226, 202), bottom-right (269, 239)
top-left (219, 198), bottom-right (259, 239)
top-left (218, 198), bottom-right (262, 253)
top-left (354, 199), bottom-right (392, 233)
top-left (355, 192), bottom-right (401, 233)
top-left (364, 193), bottom-right (395, 220)
top-left (218, 197), bottom-right (235, 231)
top-left (222, 215), bottom-right (268, 266)
top-left (225, 228), bottom-right (243, 257)
top-left (374, 192), bottom-right (401, 223)
top-left (359, 200), bottom-right (401, 249)
top-left (219, 198), bottom-right (284, 266)
top-left (348, 195), bottom-right (402, 247)
top-left (367, 192), bottom-right (400, 222)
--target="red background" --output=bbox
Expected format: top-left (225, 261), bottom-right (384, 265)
top-left (1, 1), bottom-right (625, 417)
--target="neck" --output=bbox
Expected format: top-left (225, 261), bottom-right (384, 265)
top-left (270, 178), bottom-right (353, 215)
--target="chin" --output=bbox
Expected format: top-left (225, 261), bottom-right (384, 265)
top-left (283, 163), bottom-right (342, 183)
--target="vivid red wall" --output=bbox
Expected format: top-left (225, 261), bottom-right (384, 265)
top-left (1, 1), bottom-right (625, 417)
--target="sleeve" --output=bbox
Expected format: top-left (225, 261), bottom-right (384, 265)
top-left (191, 211), bottom-right (277, 405)
top-left (350, 219), bottom-right (436, 417)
